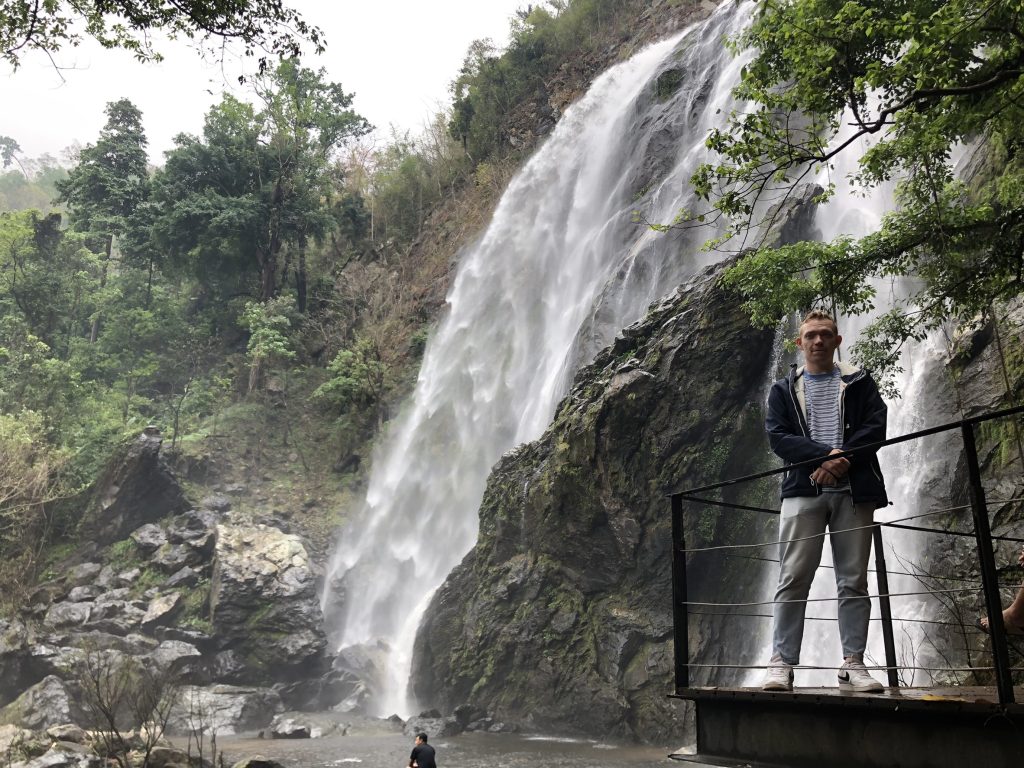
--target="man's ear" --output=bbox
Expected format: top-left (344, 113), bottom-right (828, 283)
top-left (836, 334), bottom-right (843, 348)
top-left (794, 335), bottom-right (804, 349)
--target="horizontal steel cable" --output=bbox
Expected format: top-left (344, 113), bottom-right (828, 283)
top-left (721, 551), bottom-right (992, 584)
top-left (681, 510), bottom-right (944, 555)
top-left (687, 609), bottom-right (986, 630)
top-left (683, 663), bottom-right (1024, 673)
top-left (683, 587), bottom-right (976, 609)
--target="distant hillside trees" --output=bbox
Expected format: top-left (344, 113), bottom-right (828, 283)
top-left (148, 60), bottom-right (371, 307)
top-left (449, 0), bottom-right (638, 162)
top-left (56, 99), bottom-right (150, 339)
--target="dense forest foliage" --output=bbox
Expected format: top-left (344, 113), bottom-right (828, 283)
top-left (0, 0), bottom-right (664, 606)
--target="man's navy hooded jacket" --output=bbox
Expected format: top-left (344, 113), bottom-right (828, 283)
top-left (765, 361), bottom-right (889, 510)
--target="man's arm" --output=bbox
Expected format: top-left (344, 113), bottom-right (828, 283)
top-left (840, 375), bottom-right (887, 454)
top-left (766, 382), bottom-right (833, 463)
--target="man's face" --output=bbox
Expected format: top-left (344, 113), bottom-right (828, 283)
top-left (415, 737), bottom-right (424, 746)
top-left (796, 318), bottom-right (841, 369)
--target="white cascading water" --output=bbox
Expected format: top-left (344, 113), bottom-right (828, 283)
top-left (325, 0), bottom-right (955, 711)
top-left (323, 2), bottom-right (752, 716)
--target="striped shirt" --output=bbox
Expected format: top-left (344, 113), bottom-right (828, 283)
top-left (804, 367), bottom-right (849, 492)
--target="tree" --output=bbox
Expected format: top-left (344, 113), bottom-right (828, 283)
top-left (0, 210), bottom-right (100, 357)
top-left (691, 0), bottom-right (1024, 385)
top-left (1, 0), bottom-right (323, 75)
top-left (0, 410), bottom-right (68, 606)
top-left (0, 136), bottom-right (26, 176)
top-left (56, 99), bottom-right (150, 339)
top-left (241, 296), bottom-right (296, 393)
top-left (150, 61), bottom-right (370, 305)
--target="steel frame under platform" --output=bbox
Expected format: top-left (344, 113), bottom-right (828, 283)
top-left (669, 685), bottom-right (1024, 768)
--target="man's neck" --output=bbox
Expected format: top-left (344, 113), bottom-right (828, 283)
top-left (804, 361), bottom-right (836, 375)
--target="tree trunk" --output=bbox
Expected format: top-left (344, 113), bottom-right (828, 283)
top-left (90, 233), bottom-right (113, 343)
top-left (296, 231), bottom-right (308, 314)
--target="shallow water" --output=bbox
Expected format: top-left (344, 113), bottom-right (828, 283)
top-left (218, 730), bottom-right (692, 768)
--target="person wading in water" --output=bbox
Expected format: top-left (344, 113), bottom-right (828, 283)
top-left (408, 732), bottom-right (437, 768)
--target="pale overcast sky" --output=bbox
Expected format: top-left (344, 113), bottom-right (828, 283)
top-left (1, 0), bottom-right (528, 164)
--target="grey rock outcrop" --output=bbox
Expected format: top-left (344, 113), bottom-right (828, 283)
top-left (76, 432), bottom-right (190, 547)
top-left (0, 676), bottom-right (79, 731)
top-left (210, 524), bottom-right (326, 682)
top-left (168, 685), bottom-right (282, 736)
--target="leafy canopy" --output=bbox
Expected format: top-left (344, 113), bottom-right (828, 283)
top-left (693, 0), bottom-right (1024, 384)
top-left (149, 60), bottom-right (370, 303)
top-left (1, 0), bottom-right (324, 74)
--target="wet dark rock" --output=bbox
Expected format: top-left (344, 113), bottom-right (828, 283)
top-left (412, 260), bottom-right (778, 741)
top-left (44, 725), bottom-right (87, 744)
top-left (130, 524), bottom-right (168, 553)
top-left (268, 717), bottom-right (310, 739)
top-left (210, 524), bottom-right (326, 683)
top-left (64, 587), bottom-right (101, 603)
top-left (0, 620), bottom-right (35, 707)
top-left (453, 703), bottom-right (487, 727)
top-left (208, 650), bottom-right (247, 681)
top-left (229, 758), bottom-right (285, 768)
top-left (273, 668), bottom-right (362, 712)
top-left (402, 714), bottom-right (461, 739)
top-left (141, 594), bottom-right (182, 628)
top-left (201, 494), bottom-right (232, 513)
top-left (76, 432), bottom-right (189, 547)
top-left (164, 567), bottom-right (200, 589)
top-left (167, 685), bottom-right (283, 736)
top-left (0, 676), bottom-right (78, 730)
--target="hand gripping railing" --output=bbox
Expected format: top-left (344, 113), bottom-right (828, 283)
top-left (669, 403), bottom-right (1024, 706)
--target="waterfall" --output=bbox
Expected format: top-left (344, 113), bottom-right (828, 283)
top-left (322, 1), bottom-right (752, 716)
top-left (324, 0), bottom-right (958, 713)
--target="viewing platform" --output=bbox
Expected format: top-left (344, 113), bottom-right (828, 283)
top-left (667, 405), bottom-right (1024, 768)
top-left (668, 684), bottom-right (1024, 767)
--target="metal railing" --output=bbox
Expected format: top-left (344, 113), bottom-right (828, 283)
top-left (669, 403), bottom-right (1024, 707)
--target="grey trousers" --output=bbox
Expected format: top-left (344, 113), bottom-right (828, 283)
top-left (771, 492), bottom-right (875, 665)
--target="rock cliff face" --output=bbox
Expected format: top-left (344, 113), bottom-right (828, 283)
top-left (0, 432), bottom-right (340, 735)
top-left (411, 261), bottom-right (778, 740)
top-left (411, 291), bottom-right (1024, 741)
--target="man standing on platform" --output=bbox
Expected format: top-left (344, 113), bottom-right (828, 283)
top-left (761, 309), bottom-right (889, 693)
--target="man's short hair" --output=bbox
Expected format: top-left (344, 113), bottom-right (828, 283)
top-left (416, 733), bottom-right (428, 742)
top-left (800, 309), bottom-right (838, 334)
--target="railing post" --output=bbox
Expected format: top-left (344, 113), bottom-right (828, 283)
top-left (961, 422), bottom-right (1015, 705)
top-left (872, 524), bottom-right (900, 688)
top-left (671, 493), bottom-right (689, 692)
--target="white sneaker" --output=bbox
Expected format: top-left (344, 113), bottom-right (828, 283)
top-left (761, 659), bottom-right (793, 691)
top-left (837, 659), bottom-right (884, 692)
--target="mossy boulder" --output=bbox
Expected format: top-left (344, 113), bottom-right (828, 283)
top-left (76, 430), bottom-right (190, 548)
top-left (411, 260), bottom-right (778, 740)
